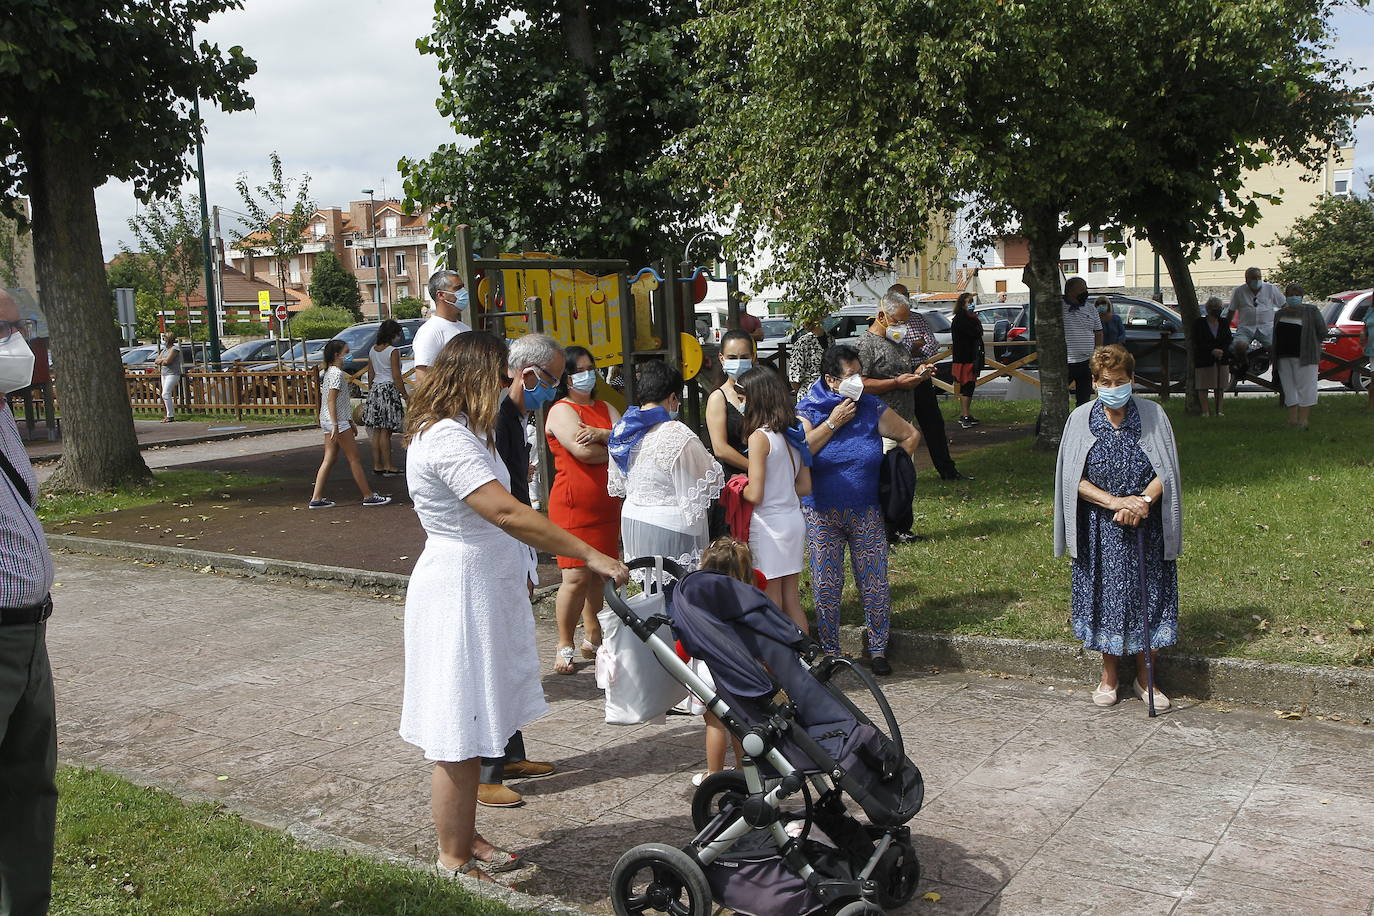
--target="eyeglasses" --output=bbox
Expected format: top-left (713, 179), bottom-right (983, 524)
top-left (0, 319), bottom-right (36, 342)
top-left (531, 365), bottom-right (562, 385)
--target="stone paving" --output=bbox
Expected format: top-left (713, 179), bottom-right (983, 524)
top-left (49, 553), bottom-right (1374, 916)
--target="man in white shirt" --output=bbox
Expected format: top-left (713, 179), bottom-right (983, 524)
top-left (412, 269), bottom-right (472, 383)
top-left (1229, 267), bottom-right (1285, 360)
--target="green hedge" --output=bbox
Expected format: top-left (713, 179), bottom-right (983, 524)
top-left (288, 306), bottom-right (356, 341)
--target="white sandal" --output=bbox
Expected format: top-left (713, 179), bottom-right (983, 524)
top-left (553, 645), bottom-right (576, 674)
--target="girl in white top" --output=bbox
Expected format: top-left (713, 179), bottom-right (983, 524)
top-left (362, 319), bottom-right (407, 476)
top-left (310, 340), bottom-right (391, 509)
top-left (739, 367), bottom-right (811, 630)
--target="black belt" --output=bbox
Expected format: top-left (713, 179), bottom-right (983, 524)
top-left (0, 595), bottom-right (52, 625)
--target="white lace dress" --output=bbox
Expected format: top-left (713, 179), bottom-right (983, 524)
top-left (607, 420), bottom-right (724, 570)
top-left (399, 418), bottom-right (547, 761)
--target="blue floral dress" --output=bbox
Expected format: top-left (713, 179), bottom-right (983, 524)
top-left (1070, 400), bottom-right (1179, 655)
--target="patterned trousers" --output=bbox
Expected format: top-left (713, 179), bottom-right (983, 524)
top-left (803, 504), bottom-right (892, 657)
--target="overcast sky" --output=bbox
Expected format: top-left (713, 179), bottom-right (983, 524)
top-left (93, 1), bottom-right (1374, 260)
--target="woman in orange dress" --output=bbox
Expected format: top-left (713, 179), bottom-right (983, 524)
top-left (545, 346), bottom-right (624, 673)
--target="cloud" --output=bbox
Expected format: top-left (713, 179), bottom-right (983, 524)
top-left (95, 0), bottom-right (452, 258)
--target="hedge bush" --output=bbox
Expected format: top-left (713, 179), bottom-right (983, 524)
top-left (288, 306), bottom-right (356, 341)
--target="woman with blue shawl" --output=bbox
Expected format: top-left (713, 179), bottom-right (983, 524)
top-left (607, 360), bottom-right (724, 572)
top-left (796, 344), bottom-right (919, 676)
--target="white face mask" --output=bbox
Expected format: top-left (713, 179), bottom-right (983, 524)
top-left (884, 322), bottom-right (906, 344)
top-left (837, 373), bottom-right (865, 401)
top-left (0, 332), bottom-right (35, 393)
top-left (569, 369), bottom-right (597, 392)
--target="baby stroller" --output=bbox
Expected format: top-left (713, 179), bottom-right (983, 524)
top-left (603, 557), bottom-right (925, 916)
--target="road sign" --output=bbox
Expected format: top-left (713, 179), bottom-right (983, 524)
top-left (258, 290), bottom-right (271, 318)
top-left (274, 303), bottom-right (289, 322)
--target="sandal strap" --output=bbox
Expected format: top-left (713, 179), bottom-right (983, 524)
top-left (437, 857), bottom-right (489, 879)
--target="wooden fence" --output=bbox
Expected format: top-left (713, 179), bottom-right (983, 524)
top-left (124, 363), bottom-right (420, 420)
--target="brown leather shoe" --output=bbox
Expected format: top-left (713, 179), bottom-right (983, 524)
top-left (477, 784), bottom-right (524, 807)
top-left (503, 760), bottom-right (556, 780)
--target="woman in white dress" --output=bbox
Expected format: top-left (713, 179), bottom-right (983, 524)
top-left (402, 331), bottom-right (628, 881)
top-left (607, 360), bottom-right (724, 570)
top-left (739, 366), bottom-right (811, 630)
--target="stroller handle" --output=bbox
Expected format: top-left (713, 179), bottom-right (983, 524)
top-left (603, 556), bottom-right (689, 641)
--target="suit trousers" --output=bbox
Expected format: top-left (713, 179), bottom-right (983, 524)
top-left (479, 730), bottom-right (527, 784)
top-left (0, 620), bottom-right (57, 916)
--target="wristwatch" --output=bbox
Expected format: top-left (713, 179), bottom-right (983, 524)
top-left (825, 420), bottom-right (837, 431)
top-left (1139, 494), bottom-right (1153, 504)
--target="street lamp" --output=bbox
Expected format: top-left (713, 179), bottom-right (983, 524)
top-left (362, 188), bottom-right (384, 318)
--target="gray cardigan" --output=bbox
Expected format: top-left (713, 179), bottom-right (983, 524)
top-left (1271, 303), bottom-right (1328, 366)
top-left (1053, 398), bottom-right (1183, 561)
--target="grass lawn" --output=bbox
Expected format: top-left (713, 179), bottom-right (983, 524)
top-left (53, 767), bottom-right (530, 916)
top-left (38, 470), bottom-right (277, 526)
top-left (815, 393), bottom-right (1374, 668)
top-left (131, 408), bottom-right (314, 424)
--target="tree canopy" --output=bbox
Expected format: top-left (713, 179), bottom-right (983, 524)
top-left (401, 0), bottom-right (705, 266)
top-left (233, 152), bottom-right (314, 314)
top-left (121, 194), bottom-right (205, 315)
top-left (1274, 182), bottom-right (1374, 299)
top-left (308, 251), bottom-right (363, 320)
top-left (0, 0), bottom-right (255, 489)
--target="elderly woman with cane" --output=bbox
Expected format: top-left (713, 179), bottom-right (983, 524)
top-left (1054, 345), bottom-right (1181, 711)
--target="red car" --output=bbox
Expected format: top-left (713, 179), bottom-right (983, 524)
top-left (1319, 289), bottom-right (1371, 392)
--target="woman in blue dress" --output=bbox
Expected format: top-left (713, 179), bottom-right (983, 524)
top-left (1054, 345), bottom-right (1182, 710)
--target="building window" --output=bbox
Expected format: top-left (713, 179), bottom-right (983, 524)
top-left (357, 252), bottom-right (375, 269)
top-left (1212, 243), bottom-right (1225, 260)
top-left (312, 221), bottom-right (326, 238)
top-left (995, 280), bottom-right (1007, 293)
top-left (1087, 229), bottom-right (1106, 245)
top-left (1058, 259), bottom-right (1079, 275)
top-left (1088, 257), bottom-right (1109, 273)
top-left (397, 286), bottom-right (408, 299)
top-left (394, 252), bottom-right (407, 276)
top-left (384, 216), bottom-right (398, 237)
top-left (1333, 169), bottom-right (1353, 196)
top-left (420, 248), bottom-right (430, 265)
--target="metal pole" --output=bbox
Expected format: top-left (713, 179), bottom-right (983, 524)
top-left (1152, 251), bottom-right (1162, 302)
top-left (369, 190), bottom-right (384, 319)
top-left (191, 89), bottom-right (221, 366)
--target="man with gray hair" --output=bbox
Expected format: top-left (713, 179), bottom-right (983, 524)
top-left (477, 331), bottom-right (566, 808)
top-left (412, 269), bottom-right (472, 383)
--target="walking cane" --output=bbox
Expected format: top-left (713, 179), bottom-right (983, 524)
top-left (1136, 525), bottom-right (1157, 718)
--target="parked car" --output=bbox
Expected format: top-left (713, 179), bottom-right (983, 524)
top-left (1319, 289), bottom-right (1370, 391)
top-left (757, 317), bottom-right (794, 362)
top-left (120, 345), bottom-right (158, 368)
top-left (693, 307), bottom-right (730, 345)
top-left (220, 338), bottom-right (293, 364)
top-left (248, 338), bottom-right (331, 371)
top-left (120, 341), bottom-right (208, 373)
top-left (822, 304), bottom-right (954, 380)
top-left (1003, 294), bottom-right (1187, 382)
top-left (331, 319), bottom-right (426, 377)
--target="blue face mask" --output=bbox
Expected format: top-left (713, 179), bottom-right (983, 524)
top-left (1286, 295), bottom-right (1303, 307)
top-left (722, 357), bottom-right (753, 379)
top-left (1096, 381), bottom-right (1133, 408)
top-left (569, 369), bottom-right (597, 392)
top-left (522, 371), bottom-right (559, 411)
top-left (667, 405), bottom-right (680, 421)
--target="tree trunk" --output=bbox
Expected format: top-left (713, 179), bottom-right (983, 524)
top-left (559, 0), bottom-right (597, 71)
top-left (1025, 216), bottom-right (1073, 450)
top-left (1148, 224), bottom-right (1201, 414)
top-left (24, 120), bottom-right (151, 491)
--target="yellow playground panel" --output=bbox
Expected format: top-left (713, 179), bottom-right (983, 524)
top-left (477, 253), bottom-right (662, 366)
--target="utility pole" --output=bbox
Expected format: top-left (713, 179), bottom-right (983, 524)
top-left (362, 188), bottom-right (384, 319)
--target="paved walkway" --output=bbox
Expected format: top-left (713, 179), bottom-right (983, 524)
top-left (48, 553), bottom-right (1373, 915)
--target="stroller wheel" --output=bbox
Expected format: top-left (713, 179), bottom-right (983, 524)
top-left (610, 842), bottom-right (712, 916)
top-left (832, 901), bottom-right (884, 915)
top-left (872, 840), bottom-right (921, 908)
top-left (690, 770), bottom-right (750, 832)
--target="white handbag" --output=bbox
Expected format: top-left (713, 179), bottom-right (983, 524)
top-left (597, 563), bottom-right (686, 725)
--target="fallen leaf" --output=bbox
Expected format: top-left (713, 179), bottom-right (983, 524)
top-left (922, 892), bottom-right (942, 902)
top-left (216, 775), bottom-right (229, 781)
top-left (1349, 620), bottom-right (1368, 635)
top-left (1320, 798), bottom-right (1330, 805)
top-left (1256, 619), bottom-right (1269, 632)
top-left (1255, 523), bottom-right (1270, 531)
top-left (973, 535), bottom-right (989, 541)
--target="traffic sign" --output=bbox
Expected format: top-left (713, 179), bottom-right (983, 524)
top-left (274, 303), bottom-right (289, 322)
top-left (258, 290), bottom-right (271, 318)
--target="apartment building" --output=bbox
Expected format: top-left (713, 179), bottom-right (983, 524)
top-left (226, 199), bottom-right (437, 319)
top-left (968, 146), bottom-right (1357, 301)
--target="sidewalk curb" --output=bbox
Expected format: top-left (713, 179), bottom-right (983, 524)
top-left (839, 626), bottom-right (1374, 721)
top-left (49, 534), bottom-right (1372, 720)
top-left (46, 534), bottom-right (561, 602)
top-left (64, 758), bottom-right (594, 916)
top-left (29, 423), bottom-right (316, 464)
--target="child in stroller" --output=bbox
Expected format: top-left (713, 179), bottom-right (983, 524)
top-left (605, 557), bottom-right (924, 916)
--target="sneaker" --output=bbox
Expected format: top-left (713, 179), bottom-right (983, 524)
top-left (308, 498), bottom-right (334, 510)
top-left (362, 494), bottom-right (392, 507)
top-left (965, 415), bottom-right (982, 427)
top-left (503, 760), bottom-right (556, 780)
top-left (958, 416), bottom-right (975, 429)
top-left (476, 784), bottom-right (524, 807)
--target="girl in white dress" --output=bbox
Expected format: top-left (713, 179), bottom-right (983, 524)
top-left (401, 330), bottom-right (627, 882)
top-left (740, 366), bottom-right (811, 631)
